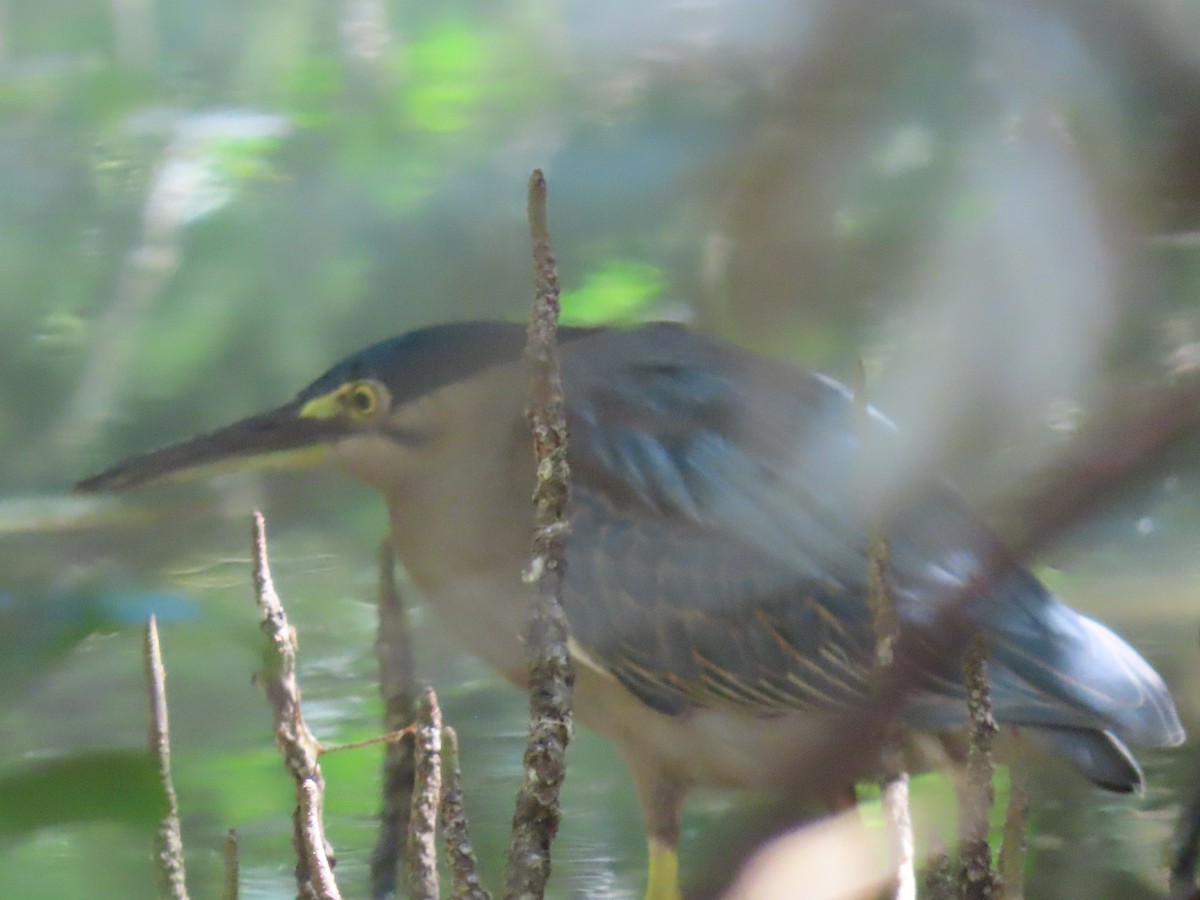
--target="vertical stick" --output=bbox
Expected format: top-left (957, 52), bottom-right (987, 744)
top-left (407, 688), bottom-right (442, 900)
top-left (505, 168), bottom-right (575, 900)
top-left (997, 741), bottom-right (1029, 900)
top-left (441, 726), bottom-right (492, 900)
top-left (299, 779), bottom-right (342, 900)
top-left (960, 633), bottom-right (999, 899)
top-left (852, 361), bottom-right (914, 900)
top-left (371, 541), bottom-right (420, 898)
top-left (145, 615), bottom-right (189, 900)
top-left (223, 829), bottom-right (239, 900)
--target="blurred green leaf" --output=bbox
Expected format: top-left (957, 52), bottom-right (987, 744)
top-left (403, 22), bottom-right (492, 133)
top-left (283, 56), bottom-right (344, 129)
top-left (210, 136), bottom-right (284, 184)
top-left (560, 259), bottom-right (666, 325)
top-left (0, 751), bottom-right (164, 842)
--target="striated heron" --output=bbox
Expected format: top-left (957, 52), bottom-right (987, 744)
top-left (78, 320), bottom-right (1185, 898)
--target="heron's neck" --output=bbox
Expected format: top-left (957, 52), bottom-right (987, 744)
top-left (382, 371), bottom-right (534, 595)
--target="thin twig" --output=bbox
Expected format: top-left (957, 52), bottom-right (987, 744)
top-left (853, 361), bottom-right (914, 900)
top-left (408, 688), bottom-right (442, 900)
top-left (250, 510), bottom-right (338, 900)
top-left (960, 633), bottom-right (999, 899)
top-left (299, 779), bottom-right (342, 900)
top-left (145, 615), bottom-right (189, 900)
top-left (323, 729), bottom-right (412, 754)
top-left (371, 539), bottom-right (420, 899)
top-left (222, 829), bottom-right (239, 900)
top-left (441, 726), bottom-right (492, 900)
top-left (505, 168), bottom-right (575, 900)
top-left (998, 743), bottom-right (1030, 900)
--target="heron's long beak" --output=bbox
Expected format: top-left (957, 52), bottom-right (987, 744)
top-left (75, 401), bottom-right (344, 493)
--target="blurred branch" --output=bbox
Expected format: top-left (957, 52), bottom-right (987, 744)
top-left (371, 541), bottom-right (420, 899)
top-left (407, 688), bottom-right (442, 900)
top-left (854, 360), bottom-right (914, 900)
top-left (144, 615), bottom-right (189, 900)
top-left (441, 726), bottom-right (491, 900)
top-left (505, 168), bottom-right (575, 900)
top-left (56, 151), bottom-right (183, 463)
top-left (223, 829), bottom-right (239, 900)
top-left (250, 511), bottom-right (339, 900)
top-left (998, 746), bottom-right (1030, 900)
top-left (1171, 777), bottom-right (1200, 900)
top-left (959, 634), bottom-right (998, 899)
top-left (921, 832), bottom-right (955, 900)
top-left (1169, 626), bottom-right (1200, 900)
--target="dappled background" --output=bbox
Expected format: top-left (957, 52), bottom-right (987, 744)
top-left (5, 0), bottom-right (1200, 896)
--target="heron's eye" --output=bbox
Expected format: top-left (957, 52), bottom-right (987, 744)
top-left (343, 381), bottom-right (382, 418)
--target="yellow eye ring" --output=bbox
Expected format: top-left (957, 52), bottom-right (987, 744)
top-left (343, 381), bottom-right (381, 418)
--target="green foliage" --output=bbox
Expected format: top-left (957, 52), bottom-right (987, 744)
top-left (282, 56), bottom-right (344, 129)
top-left (402, 21), bottom-right (493, 134)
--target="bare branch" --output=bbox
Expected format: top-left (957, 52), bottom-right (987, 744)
top-left (223, 829), bottom-right (239, 900)
top-left (299, 779), bottom-right (342, 900)
top-left (408, 688), bottom-right (442, 900)
top-left (145, 615), bottom-right (189, 900)
top-left (998, 747), bottom-right (1030, 900)
top-left (505, 168), bottom-right (575, 900)
top-left (250, 510), bottom-right (338, 900)
top-left (921, 832), bottom-right (956, 900)
top-left (959, 634), bottom-right (998, 899)
top-left (853, 360), bottom-right (913, 900)
top-left (372, 540), bottom-right (420, 899)
top-left (441, 726), bottom-right (491, 900)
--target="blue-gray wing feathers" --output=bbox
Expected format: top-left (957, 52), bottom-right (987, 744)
top-left (558, 325), bottom-right (1183, 766)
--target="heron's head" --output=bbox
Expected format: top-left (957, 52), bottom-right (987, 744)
top-left (76, 321), bottom-right (540, 496)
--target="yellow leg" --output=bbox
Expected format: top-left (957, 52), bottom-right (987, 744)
top-left (645, 837), bottom-right (682, 900)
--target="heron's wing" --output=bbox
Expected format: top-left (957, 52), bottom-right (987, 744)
top-left (559, 325), bottom-right (1182, 747)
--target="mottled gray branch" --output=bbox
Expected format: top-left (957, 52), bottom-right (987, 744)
top-left (408, 688), bottom-right (442, 900)
top-left (371, 540), bottom-right (420, 899)
top-left (960, 633), bottom-right (998, 900)
top-left (250, 511), bottom-right (338, 900)
top-left (921, 831), bottom-right (956, 900)
top-left (504, 168), bottom-right (575, 900)
top-left (299, 779), bottom-right (341, 900)
top-left (441, 726), bottom-right (491, 900)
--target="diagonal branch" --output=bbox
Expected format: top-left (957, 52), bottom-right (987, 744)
top-left (250, 510), bottom-right (340, 900)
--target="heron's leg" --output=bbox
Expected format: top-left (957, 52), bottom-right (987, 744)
top-left (637, 771), bottom-right (687, 900)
